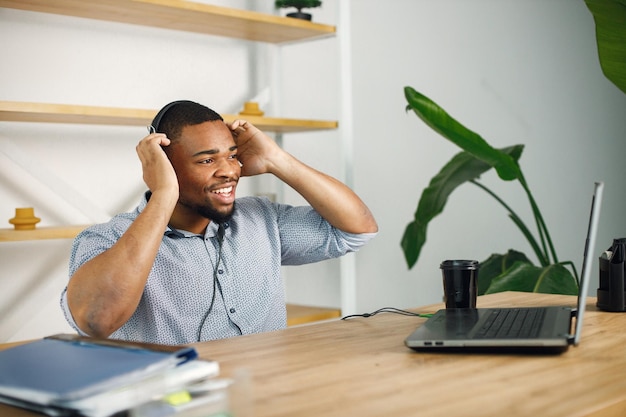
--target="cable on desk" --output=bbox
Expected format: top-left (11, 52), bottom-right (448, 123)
top-left (341, 307), bottom-right (433, 320)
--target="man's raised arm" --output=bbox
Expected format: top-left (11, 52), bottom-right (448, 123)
top-left (66, 133), bottom-right (179, 338)
top-left (229, 120), bottom-right (378, 235)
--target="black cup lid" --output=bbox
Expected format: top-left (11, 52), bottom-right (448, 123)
top-left (440, 260), bottom-right (479, 270)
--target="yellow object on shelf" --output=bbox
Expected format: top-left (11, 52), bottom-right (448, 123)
top-left (8, 207), bottom-right (40, 230)
top-left (239, 101), bottom-right (264, 116)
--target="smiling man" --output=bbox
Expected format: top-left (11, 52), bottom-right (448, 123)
top-left (60, 100), bottom-right (377, 345)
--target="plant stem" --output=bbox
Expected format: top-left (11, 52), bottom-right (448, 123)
top-left (559, 260), bottom-right (580, 285)
top-left (470, 180), bottom-right (549, 266)
top-left (516, 173), bottom-right (560, 264)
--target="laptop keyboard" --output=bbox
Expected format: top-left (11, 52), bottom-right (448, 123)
top-left (474, 308), bottom-right (546, 339)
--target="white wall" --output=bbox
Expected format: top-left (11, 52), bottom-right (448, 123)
top-left (349, 0), bottom-right (626, 311)
top-left (0, 0), bottom-right (624, 342)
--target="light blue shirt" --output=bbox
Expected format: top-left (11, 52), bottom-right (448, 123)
top-left (60, 193), bottom-right (375, 345)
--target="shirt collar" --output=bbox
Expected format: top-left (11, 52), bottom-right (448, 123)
top-left (139, 191), bottom-right (230, 239)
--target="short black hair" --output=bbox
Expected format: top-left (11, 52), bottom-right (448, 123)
top-left (151, 100), bottom-right (223, 141)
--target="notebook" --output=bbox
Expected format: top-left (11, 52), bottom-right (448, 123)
top-left (405, 181), bottom-right (604, 354)
top-left (0, 334), bottom-right (219, 416)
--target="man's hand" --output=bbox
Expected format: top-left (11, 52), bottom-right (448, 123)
top-left (136, 133), bottom-right (179, 199)
top-left (228, 119), bottom-right (284, 177)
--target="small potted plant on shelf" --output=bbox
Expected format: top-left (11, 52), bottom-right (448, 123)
top-left (275, 0), bottom-right (322, 21)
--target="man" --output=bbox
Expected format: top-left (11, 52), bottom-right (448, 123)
top-left (60, 100), bottom-right (377, 345)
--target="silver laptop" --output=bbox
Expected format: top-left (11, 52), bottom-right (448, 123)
top-left (405, 181), bottom-right (604, 354)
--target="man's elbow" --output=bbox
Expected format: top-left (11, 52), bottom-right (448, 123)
top-left (67, 292), bottom-right (119, 338)
top-left (358, 211), bottom-right (378, 234)
top-left (72, 308), bottom-right (118, 339)
top-left (365, 217), bottom-right (378, 234)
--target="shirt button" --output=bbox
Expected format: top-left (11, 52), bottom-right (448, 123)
top-left (229, 308), bottom-right (236, 314)
top-left (218, 269), bottom-right (224, 274)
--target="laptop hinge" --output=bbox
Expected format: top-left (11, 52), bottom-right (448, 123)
top-left (567, 308), bottom-right (578, 344)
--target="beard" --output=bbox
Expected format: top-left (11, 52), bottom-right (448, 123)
top-left (195, 200), bottom-right (235, 224)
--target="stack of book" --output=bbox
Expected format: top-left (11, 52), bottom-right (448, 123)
top-left (0, 334), bottom-right (227, 416)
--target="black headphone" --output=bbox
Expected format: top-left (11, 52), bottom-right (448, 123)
top-left (147, 100), bottom-right (194, 134)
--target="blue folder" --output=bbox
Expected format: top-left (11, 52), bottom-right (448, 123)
top-left (0, 334), bottom-right (198, 408)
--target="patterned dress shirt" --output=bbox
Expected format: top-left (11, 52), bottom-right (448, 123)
top-left (60, 192), bottom-right (375, 345)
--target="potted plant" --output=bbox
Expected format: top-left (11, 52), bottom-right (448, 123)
top-left (401, 0), bottom-right (625, 296)
top-left (275, 0), bottom-right (322, 21)
top-left (401, 87), bottom-right (580, 295)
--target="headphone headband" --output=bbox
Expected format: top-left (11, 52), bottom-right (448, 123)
top-left (148, 100), bottom-right (192, 134)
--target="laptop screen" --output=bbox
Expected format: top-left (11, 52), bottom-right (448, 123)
top-left (573, 181), bottom-right (604, 345)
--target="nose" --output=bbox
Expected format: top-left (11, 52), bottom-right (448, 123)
top-left (215, 158), bottom-right (239, 180)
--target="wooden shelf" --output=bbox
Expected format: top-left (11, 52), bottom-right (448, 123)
top-left (0, 101), bottom-right (338, 133)
top-left (0, 0), bottom-right (335, 44)
top-left (286, 304), bottom-right (341, 326)
top-left (0, 225), bottom-right (89, 242)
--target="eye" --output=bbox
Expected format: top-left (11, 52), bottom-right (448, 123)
top-left (229, 154), bottom-right (238, 160)
top-left (198, 158), bottom-right (214, 164)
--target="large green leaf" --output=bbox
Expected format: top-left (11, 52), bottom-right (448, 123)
top-left (532, 263), bottom-right (579, 295)
top-left (404, 87), bottom-right (522, 181)
top-left (478, 250), bottom-right (532, 295)
top-left (585, 0), bottom-right (626, 94)
top-left (401, 145), bottom-right (523, 268)
top-left (485, 262), bottom-right (579, 295)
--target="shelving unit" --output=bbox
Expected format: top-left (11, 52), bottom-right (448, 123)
top-left (0, 0), bottom-right (338, 239)
top-left (0, 0), bottom-right (337, 132)
top-left (0, 1), bottom-right (344, 327)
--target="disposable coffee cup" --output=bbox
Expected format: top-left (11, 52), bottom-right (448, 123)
top-left (440, 260), bottom-right (479, 309)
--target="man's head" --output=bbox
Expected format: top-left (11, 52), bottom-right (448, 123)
top-left (151, 101), bottom-right (241, 229)
top-left (150, 100), bottom-right (223, 141)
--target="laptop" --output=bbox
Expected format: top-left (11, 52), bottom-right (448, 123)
top-left (405, 181), bottom-right (604, 354)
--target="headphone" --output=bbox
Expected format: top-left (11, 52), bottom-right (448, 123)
top-left (147, 100), bottom-right (194, 134)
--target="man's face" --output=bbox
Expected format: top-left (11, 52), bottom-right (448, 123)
top-left (167, 120), bottom-right (241, 224)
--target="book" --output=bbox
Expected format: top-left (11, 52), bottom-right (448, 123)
top-left (57, 361), bottom-right (221, 417)
top-left (0, 334), bottom-right (219, 416)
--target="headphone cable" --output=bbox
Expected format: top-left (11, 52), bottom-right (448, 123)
top-left (341, 307), bottom-right (433, 320)
top-left (197, 223), bottom-right (225, 342)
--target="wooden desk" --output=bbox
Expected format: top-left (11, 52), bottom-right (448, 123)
top-left (2, 292), bottom-right (625, 417)
top-left (191, 292), bottom-right (626, 417)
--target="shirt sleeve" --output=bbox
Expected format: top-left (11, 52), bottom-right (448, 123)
top-left (67, 215), bottom-right (133, 277)
top-left (61, 216), bottom-right (133, 335)
top-left (59, 289), bottom-right (89, 336)
top-left (276, 204), bottom-right (377, 265)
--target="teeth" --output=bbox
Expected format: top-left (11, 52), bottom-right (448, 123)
top-left (213, 186), bottom-right (233, 194)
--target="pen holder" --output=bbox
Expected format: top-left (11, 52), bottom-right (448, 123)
top-left (597, 238), bottom-right (626, 312)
